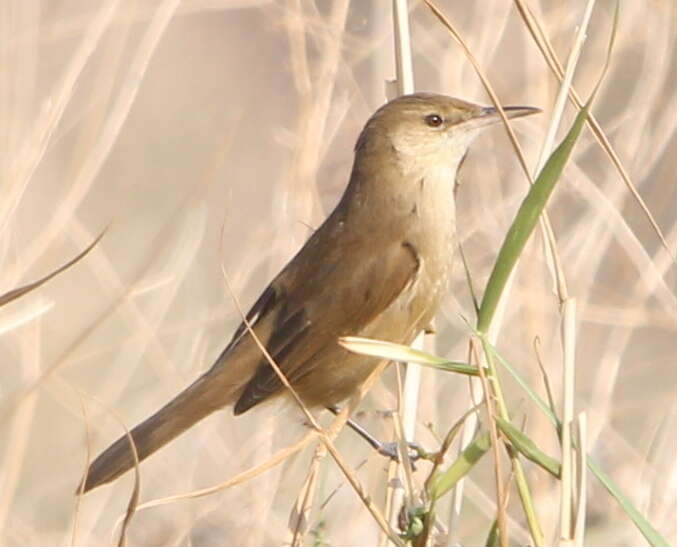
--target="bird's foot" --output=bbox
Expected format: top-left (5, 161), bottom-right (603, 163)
top-left (325, 406), bottom-right (432, 467)
top-left (376, 441), bottom-right (430, 465)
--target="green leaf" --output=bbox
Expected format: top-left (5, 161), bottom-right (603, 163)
top-left (484, 520), bottom-right (500, 547)
top-left (588, 459), bottom-right (669, 547)
top-left (483, 338), bottom-right (557, 424)
top-left (338, 336), bottom-right (478, 375)
top-left (477, 106), bottom-right (589, 334)
top-left (469, 4), bottom-right (668, 545)
top-left (428, 432), bottom-right (491, 500)
top-left (496, 417), bottom-right (560, 477)
top-left (487, 341), bottom-right (669, 546)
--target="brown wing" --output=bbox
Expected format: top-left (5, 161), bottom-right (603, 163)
top-left (81, 232), bottom-right (420, 491)
top-left (232, 236), bottom-right (420, 414)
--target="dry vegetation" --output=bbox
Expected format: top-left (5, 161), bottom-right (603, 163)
top-left (0, 0), bottom-right (675, 545)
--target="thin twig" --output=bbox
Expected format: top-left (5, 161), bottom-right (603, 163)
top-left (472, 338), bottom-right (508, 547)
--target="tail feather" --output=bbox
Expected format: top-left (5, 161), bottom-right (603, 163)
top-left (80, 369), bottom-right (239, 493)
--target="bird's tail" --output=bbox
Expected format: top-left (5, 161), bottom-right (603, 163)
top-left (79, 367), bottom-right (241, 493)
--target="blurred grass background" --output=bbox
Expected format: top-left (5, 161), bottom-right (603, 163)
top-left (1, 0), bottom-right (675, 545)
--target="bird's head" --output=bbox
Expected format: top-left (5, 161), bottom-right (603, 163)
top-left (356, 92), bottom-right (539, 174)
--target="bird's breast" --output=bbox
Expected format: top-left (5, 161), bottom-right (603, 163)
top-left (367, 170), bottom-right (458, 335)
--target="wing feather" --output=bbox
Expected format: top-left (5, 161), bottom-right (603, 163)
top-left (233, 239), bottom-right (419, 414)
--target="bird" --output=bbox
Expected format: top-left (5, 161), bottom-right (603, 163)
top-left (79, 92), bottom-right (538, 493)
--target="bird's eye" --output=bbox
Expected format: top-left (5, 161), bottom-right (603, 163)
top-left (424, 114), bottom-right (444, 127)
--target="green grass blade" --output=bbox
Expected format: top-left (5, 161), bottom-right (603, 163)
top-left (588, 459), bottom-right (669, 547)
top-left (484, 520), bottom-right (500, 547)
top-left (338, 336), bottom-right (478, 375)
top-left (477, 106), bottom-right (589, 333)
top-left (484, 339), bottom-right (558, 424)
top-left (496, 417), bottom-right (560, 477)
top-left (486, 340), bottom-right (669, 546)
top-left (428, 432), bottom-right (491, 500)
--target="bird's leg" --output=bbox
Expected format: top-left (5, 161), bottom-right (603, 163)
top-left (325, 406), bottom-right (428, 463)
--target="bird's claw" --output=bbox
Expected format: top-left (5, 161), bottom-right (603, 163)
top-left (377, 441), bottom-right (428, 466)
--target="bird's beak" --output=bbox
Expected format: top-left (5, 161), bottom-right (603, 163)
top-left (480, 104), bottom-right (542, 120)
top-left (460, 104), bottom-right (540, 132)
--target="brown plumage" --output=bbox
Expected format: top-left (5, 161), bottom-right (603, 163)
top-left (80, 93), bottom-right (538, 492)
